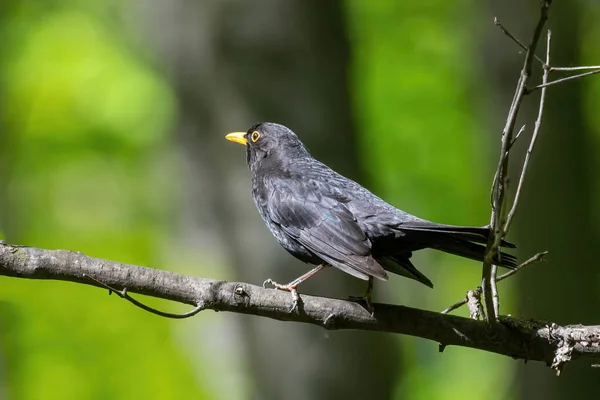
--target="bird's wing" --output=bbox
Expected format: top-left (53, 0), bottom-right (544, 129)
top-left (267, 179), bottom-right (388, 281)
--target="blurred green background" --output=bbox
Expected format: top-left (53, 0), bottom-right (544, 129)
top-left (1, 0), bottom-right (599, 399)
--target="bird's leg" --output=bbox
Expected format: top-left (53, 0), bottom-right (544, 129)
top-left (263, 264), bottom-right (328, 313)
top-left (365, 276), bottom-right (374, 314)
top-left (349, 277), bottom-right (374, 315)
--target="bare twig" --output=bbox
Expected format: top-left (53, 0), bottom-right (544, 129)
top-left (550, 65), bottom-right (600, 72)
top-left (491, 263), bottom-right (500, 318)
top-left (494, 17), bottom-right (547, 67)
top-left (527, 69), bottom-right (600, 93)
top-left (495, 251), bottom-right (547, 282)
top-left (483, 0), bottom-right (551, 323)
top-left (441, 251), bottom-right (547, 315)
top-left (505, 30), bottom-right (552, 232)
top-left (0, 242), bottom-right (598, 372)
top-left (84, 274), bottom-right (205, 319)
top-left (508, 125), bottom-right (527, 149)
top-left (441, 295), bottom-right (472, 316)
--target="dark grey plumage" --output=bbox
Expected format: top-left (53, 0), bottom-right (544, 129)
top-left (228, 122), bottom-right (516, 288)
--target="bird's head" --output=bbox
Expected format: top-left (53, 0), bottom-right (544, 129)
top-left (226, 122), bottom-right (310, 170)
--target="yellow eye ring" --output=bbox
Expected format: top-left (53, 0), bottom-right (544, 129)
top-left (251, 131), bottom-right (260, 143)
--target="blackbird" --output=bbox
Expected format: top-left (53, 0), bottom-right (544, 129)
top-left (226, 123), bottom-right (516, 311)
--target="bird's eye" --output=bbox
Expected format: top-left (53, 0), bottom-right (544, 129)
top-left (251, 131), bottom-right (261, 143)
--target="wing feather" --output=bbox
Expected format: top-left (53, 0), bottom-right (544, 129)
top-left (268, 180), bottom-right (388, 281)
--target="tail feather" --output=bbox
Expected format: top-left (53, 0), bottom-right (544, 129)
top-left (430, 238), bottom-right (518, 269)
top-left (379, 256), bottom-right (434, 288)
top-left (401, 222), bottom-right (516, 248)
top-left (396, 221), bottom-right (518, 269)
top-left (379, 221), bottom-right (518, 285)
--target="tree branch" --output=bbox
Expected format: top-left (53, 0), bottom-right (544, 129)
top-left (1, 242), bottom-right (599, 374)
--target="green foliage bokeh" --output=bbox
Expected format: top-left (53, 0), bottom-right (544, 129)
top-left (1, 4), bottom-right (206, 400)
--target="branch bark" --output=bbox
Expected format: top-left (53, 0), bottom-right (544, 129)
top-left (1, 242), bottom-right (599, 374)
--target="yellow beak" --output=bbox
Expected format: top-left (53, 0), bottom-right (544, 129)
top-left (225, 132), bottom-right (247, 146)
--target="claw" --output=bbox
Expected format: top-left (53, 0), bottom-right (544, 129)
top-left (263, 278), bottom-right (274, 289)
top-left (288, 287), bottom-right (300, 313)
top-left (349, 294), bottom-right (373, 315)
top-left (261, 278), bottom-right (301, 313)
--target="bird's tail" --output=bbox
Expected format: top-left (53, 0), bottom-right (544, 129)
top-left (400, 222), bottom-right (517, 269)
top-left (429, 237), bottom-right (517, 268)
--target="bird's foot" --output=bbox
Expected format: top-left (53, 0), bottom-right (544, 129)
top-left (348, 293), bottom-right (374, 316)
top-left (348, 277), bottom-right (374, 316)
top-left (263, 279), bottom-right (301, 313)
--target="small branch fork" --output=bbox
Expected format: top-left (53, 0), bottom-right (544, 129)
top-left (480, 0), bottom-right (600, 323)
top-left (442, 252), bottom-right (547, 315)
